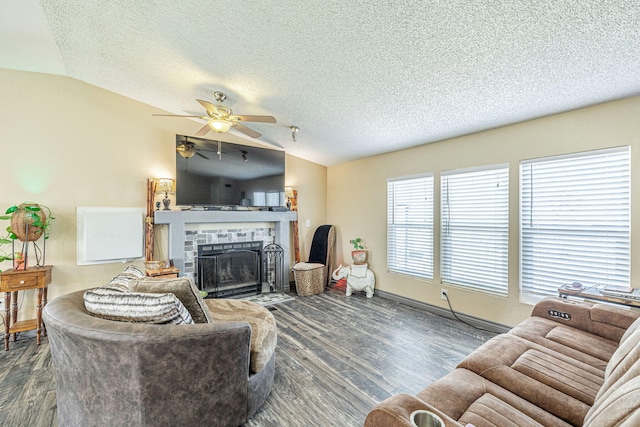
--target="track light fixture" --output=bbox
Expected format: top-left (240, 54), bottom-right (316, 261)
top-left (290, 126), bottom-right (300, 142)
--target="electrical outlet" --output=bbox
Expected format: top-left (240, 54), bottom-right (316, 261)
top-left (441, 289), bottom-right (448, 300)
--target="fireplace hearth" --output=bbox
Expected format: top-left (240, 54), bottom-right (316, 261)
top-left (198, 241), bottom-right (263, 298)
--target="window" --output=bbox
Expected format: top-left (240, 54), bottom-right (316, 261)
top-left (387, 174), bottom-right (434, 279)
top-left (441, 165), bottom-right (509, 295)
top-left (265, 191), bottom-right (280, 207)
top-left (520, 147), bottom-right (630, 303)
top-left (253, 192), bottom-right (266, 206)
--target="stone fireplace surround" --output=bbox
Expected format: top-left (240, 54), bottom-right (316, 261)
top-left (154, 210), bottom-right (297, 292)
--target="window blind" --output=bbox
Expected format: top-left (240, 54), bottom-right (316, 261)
top-left (387, 174), bottom-right (434, 279)
top-left (441, 165), bottom-right (509, 295)
top-left (520, 147), bottom-right (630, 303)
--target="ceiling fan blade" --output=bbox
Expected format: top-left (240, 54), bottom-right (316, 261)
top-left (197, 99), bottom-right (220, 116)
top-left (152, 114), bottom-right (203, 117)
top-left (234, 123), bottom-right (261, 138)
top-left (195, 152), bottom-right (210, 160)
top-left (194, 124), bottom-right (210, 137)
top-left (235, 115), bottom-right (277, 123)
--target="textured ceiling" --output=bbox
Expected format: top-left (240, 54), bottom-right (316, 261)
top-left (2, 1), bottom-right (639, 166)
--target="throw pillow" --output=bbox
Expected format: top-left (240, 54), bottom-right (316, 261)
top-left (84, 286), bottom-right (194, 325)
top-left (121, 265), bottom-right (146, 278)
top-left (103, 276), bottom-right (131, 293)
top-left (131, 276), bottom-right (214, 324)
top-left (119, 265), bottom-right (146, 279)
top-left (103, 265), bottom-right (148, 290)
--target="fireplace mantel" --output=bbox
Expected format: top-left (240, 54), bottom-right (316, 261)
top-left (154, 210), bottom-right (298, 276)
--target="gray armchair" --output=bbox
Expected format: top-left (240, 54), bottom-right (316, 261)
top-left (43, 290), bottom-right (275, 427)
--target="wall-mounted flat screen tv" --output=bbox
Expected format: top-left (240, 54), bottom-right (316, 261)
top-left (175, 134), bottom-right (286, 208)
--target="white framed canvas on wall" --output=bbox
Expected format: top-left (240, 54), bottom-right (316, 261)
top-left (77, 207), bottom-right (145, 265)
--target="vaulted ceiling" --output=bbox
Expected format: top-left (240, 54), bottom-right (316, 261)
top-left (2, 1), bottom-right (639, 166)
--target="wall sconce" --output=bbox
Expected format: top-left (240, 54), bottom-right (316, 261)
top-left (155, 178), bottom-right (175, 211)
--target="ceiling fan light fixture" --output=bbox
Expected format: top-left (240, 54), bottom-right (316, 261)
top-left (208, 119), bottom-right (232, 133)
top-left (176, 144), bottom-right (196, 158)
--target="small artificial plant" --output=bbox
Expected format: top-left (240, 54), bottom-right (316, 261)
top-left (0, 203), bottom-right (54, 271)
top-left (0, 228), bottom-right (14, 270)
top-left (349, 237), bottom-right (364, 250)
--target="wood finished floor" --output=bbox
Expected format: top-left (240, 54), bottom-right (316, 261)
top-left (0, 283), bottom-right (497, 427)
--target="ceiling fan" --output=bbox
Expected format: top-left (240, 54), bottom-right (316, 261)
top-left (176, 137), bottom-right (228, 160)
top-left (154, 91), bottom-right (276, 138)
top-left (176, 137), bottom-right (215, 159)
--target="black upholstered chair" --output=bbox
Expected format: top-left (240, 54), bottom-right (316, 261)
top-left (292, 225), bottom-right (336, 295)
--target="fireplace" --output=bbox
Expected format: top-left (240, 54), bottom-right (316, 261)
top-left (198, 241), bottom-right (263, 298)
top-left (153, 210), bottom-right (297, 290)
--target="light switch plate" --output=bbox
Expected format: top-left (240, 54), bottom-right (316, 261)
top-left (305, 219), bottom-right (311, 227)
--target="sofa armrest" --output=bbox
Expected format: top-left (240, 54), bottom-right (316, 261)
top-left (364, 393), bottom-right (462, 427)
top-left (531, 297), bottom-right (640, 342)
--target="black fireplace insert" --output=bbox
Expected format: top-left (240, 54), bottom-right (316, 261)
top-left (197, 241), bottom-right (263, 298)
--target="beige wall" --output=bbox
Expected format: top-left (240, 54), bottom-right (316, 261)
top-left (0, 69), bottom-right (326, 312)
top-left (328, 96), bottom-right (640, 326)
top-left (285, 154), bottom-right (327, 259)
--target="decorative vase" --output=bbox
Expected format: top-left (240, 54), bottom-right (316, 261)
top-left (351, 250), bottom-right (367, 265)
top-left (10, 203), bottom-right (47, 242)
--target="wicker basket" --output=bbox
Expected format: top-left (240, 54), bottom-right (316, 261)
top-left (292, 262), bottom-right (326, 296)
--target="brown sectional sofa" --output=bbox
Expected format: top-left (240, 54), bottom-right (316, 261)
top-left (364, 297), bottom-right (640, 427)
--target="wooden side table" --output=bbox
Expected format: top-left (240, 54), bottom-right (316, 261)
top-left (145, 266), bottom-right (179, 279)
top-left (0, 265), bottom-right (52, 351)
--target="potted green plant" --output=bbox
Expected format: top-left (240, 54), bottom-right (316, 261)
top-left (0, 202), bottom-right (54, 271)
top-left (349, 237), bottom-right (367, 265)
top-left (0, 229), bottom-right (16, 272)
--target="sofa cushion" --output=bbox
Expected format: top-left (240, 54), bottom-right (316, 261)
top-left (584, 375), bottom-right (640, 427)
top-left (416, 368), bottom-right (573, 427)
top-left (205, 298), bottom-right (277, 374)
top-left (594, 323), bottom-right (640, 404)
top-left (589, 303), bottom-right (640, 331)
top-left (131, 276), bottom-right (213, 324)
top-left (457, 334), bottom-right (600, 426)
top-left (84, 286), bottom-right (194, 325)
top-left (509, 316), bottom-right (618, 366)
top-left (605, 324), bottom-right (640, 380)
top-left (619, 314), bottom-right (640, 345)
